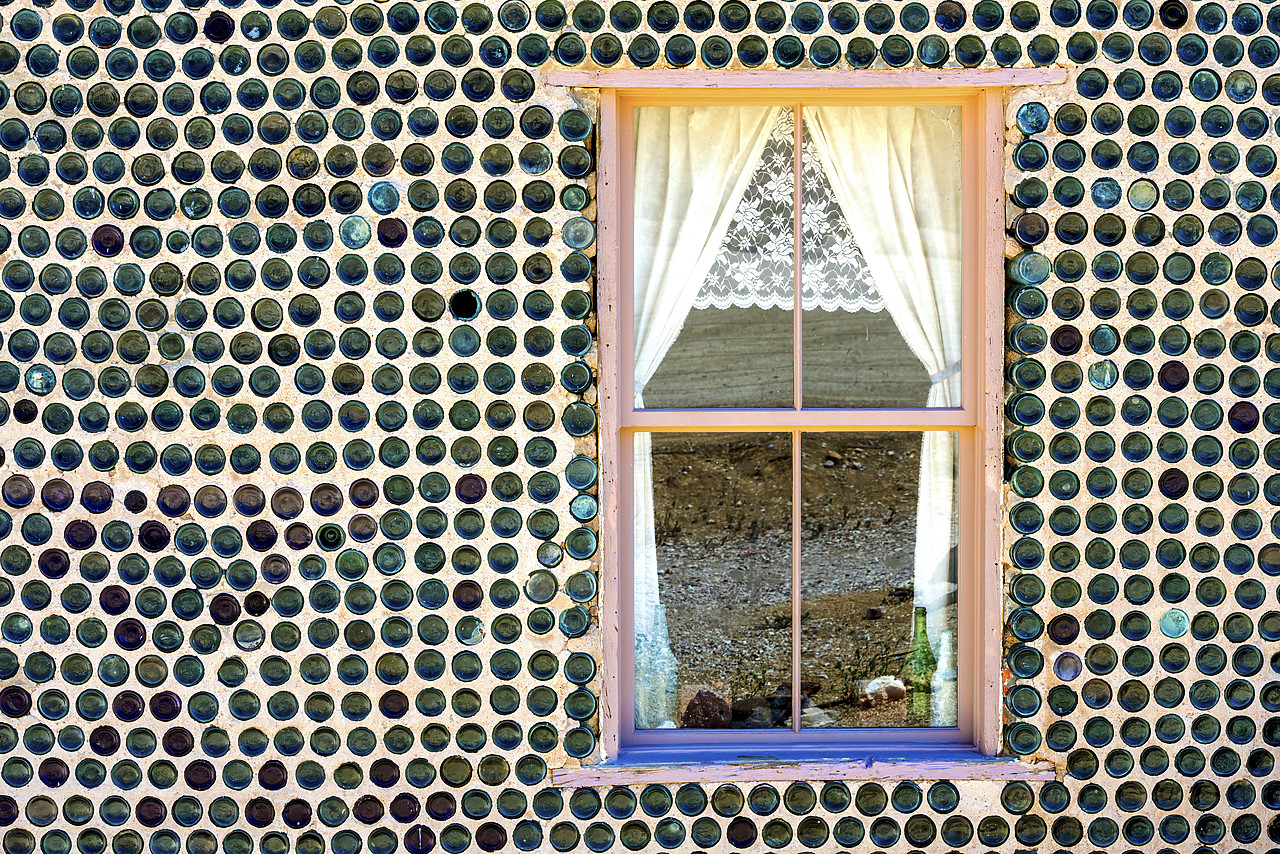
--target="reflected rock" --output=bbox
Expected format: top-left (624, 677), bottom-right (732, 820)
top-left (734, 701), bottom-right (774, 729)
top-left (800, 699), bottom-right (836, 728)
top-left (681, 690), bottom-right (732, 728)
top-left (863, 675), bottom-right (907, 706)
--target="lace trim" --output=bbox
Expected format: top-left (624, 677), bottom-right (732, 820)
top-left (693, 108), bottom-right (885, 314)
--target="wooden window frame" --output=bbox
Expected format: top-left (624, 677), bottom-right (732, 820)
top-left (552, 69), bottom-right (1065, 785)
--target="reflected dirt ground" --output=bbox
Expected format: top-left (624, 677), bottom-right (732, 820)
top-left (650, 432), bottom-right (955, 729)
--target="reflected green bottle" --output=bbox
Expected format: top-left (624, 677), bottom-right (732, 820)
top-left (910, 607), bottom-right (936, 721)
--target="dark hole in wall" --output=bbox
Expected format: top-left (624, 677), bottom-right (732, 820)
top-left (449, 289), bottom-right (482, 321)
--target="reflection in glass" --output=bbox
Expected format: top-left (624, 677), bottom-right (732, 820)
top-left (642, 306), bottom-right (794, 409)
top-left (635, 433), bottom-right (792, 729)
top-left (798, 310), bottom-right (930, 408)
top-left (798, 432), bottom-right (958, 728)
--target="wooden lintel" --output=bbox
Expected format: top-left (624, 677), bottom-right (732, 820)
top-left (544, 67), bottom-right (1068, 89)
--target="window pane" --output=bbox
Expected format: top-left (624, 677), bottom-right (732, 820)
top-left (800, 308), bottom-right (931, 408)
top-left (633, 105), bottom-right (793, 409)
top-left (798, 432), bottom-right (958, 728)
top-left (635, 432), bottom-right (792, 730)
top-left (641, 306), bottom-right (793, 409)
top-left (800, 105), bottom-right (963, 408)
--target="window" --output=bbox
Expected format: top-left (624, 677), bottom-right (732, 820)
top-left (591, 84), bottom-right (1007, 767)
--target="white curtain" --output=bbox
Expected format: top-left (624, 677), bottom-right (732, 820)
top-left (805, 106), bottom-right (963, 725)
top-left (631, 105), bottom-right (779, 728)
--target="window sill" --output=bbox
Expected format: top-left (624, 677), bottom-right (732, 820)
top-left (552, 752), bottom-right (1058, 787)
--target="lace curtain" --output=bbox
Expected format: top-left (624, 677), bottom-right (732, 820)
top-left (694, 108), bottom-right (887, 314)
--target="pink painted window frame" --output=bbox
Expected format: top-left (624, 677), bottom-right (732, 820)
top-left (575, 69), bottom-right (1062, 770)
